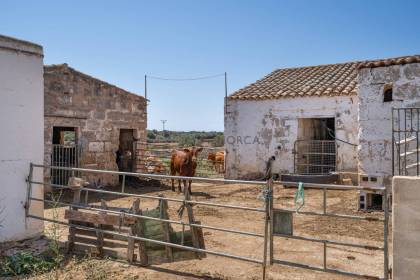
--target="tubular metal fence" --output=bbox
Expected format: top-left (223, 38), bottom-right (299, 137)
top-left (392, 107), bottom-right (420, 176)
top-left (25, 164), bottom-right (389, 279)
top-left (137, 142), bottom-right (225, 178)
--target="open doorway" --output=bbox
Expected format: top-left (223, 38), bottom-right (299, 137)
top-left (51, 127), bottom-right (79, 185)
top-left (298, 118), bottom-right (335, 140)
top-left (117, 129), bottom-right (135, 173)
top-left (295, 118), bottom-right (336, 174)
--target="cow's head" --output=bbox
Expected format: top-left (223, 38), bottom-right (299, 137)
top-left (183, 147), bottom-right (203, 166)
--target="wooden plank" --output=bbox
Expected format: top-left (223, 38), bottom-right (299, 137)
top-left (73, 236), bottom-right (128, 249)
top-left (95, 200), bottom-right (108, 256)
top-left (159, 197), bottom-right (173, 262)
top-left (127, 199), bottom-right (139, 263)
top-left (73, 228), bottom-right (130, 241)
top-left (64, 209), bottom-right (137, 227)
top-left (184, 187), bottom-right (202, 258)
top-left (67, 187), bottom-right (82, 253)
top-left (72, 243), bottom-right (135, 260)
top-left (137, 213), bottom-right (149, 266)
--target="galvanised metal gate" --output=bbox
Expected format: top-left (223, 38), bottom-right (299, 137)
top-left (51, 144), bottom-right (81, 185)
top-left (25, 164), bottom-right (389, 279)
top-left (294, 140), bottom-right (337, 175)
top-left (392, 107), bottom-right (420, 176)
top-left (26, 163), bottom-right (270, 278)
top-left (270, 180), bottom-right (390, 279)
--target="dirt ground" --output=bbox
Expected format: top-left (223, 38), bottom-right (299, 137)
top-left (18, 179), bottom-right (389, 280)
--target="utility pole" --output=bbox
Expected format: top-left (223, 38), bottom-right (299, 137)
top-left (161, 120), bottom-right (167, 131)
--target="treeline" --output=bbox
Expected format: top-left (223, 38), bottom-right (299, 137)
top-left (147, 130), bottom-right (224, 147)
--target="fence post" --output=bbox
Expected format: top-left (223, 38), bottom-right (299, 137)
top-left (383, 186), bottom-right (389, 280)
top-left (262, 178), bottom-right (273, 280)
top-left (269, 179), bottom-right (274, 265)
top-left (25, 163), bottom-right (34, 221)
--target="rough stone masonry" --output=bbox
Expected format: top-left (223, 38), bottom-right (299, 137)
top-left (44, 64), bottom-right (147, 187)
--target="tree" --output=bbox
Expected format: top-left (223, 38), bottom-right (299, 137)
top-left (213, 134), bottom-right (224, 147)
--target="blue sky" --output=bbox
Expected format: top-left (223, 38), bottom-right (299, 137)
top-left (1, 0), bottom-right (419, 131)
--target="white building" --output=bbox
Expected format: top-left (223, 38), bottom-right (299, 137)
top-left (225, 62), bottom-right (360, 180)
top-left (0, 35), bottom-right (44, 242)
top-left (225, 55), bottom-right (420, 207)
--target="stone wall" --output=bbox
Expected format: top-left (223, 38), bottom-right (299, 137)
top-left (392, 176), bottom-right (420, 280)
top-left (224, 95), bottom-right (358, 179)
top-left (44, 64), bottom-right (147, 186)
top-left (358, 63), bottom-right (420, 187)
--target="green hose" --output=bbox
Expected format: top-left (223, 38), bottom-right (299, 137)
top-left (294, 182), bottom-right (305, 212)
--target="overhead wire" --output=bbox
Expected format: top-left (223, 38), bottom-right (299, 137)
top-left (147, 73), bottom-right (225, 81)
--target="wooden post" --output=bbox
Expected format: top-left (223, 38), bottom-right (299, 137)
top-left (67, 185), bottom-right (82, 252)
top-left (127, 199), bottom-right (139, 263)
top-left (159, 196), bottom-right (173, 262)
top-left (184, 186), bottom-right (201, 258)
top-left (95, 200), bottom-right (107, 257)
top-left (131, 199), bottom-right (148, 266)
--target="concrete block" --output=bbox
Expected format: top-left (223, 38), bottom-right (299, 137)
top-left (392, 176), bottom-right (420, 280)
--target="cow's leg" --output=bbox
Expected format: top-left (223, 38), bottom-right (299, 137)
top-left (171, 178), bottom-right (175, 191)
top-left (182, 179), bottom-right (187, 193)
top-left (178, 179), bottom-right (182, 192)
top-left (188, 180), bottom-right (192, 195)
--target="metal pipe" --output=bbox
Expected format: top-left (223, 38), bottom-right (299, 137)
top-left (32, 163), bottom-right (265, 185)
top-left (33, 163), bottom-right (385, 191)
top-left (323, 242), bottom-right (327, 270)
top-left (276, 208), bottom-right (384, 221)
top-left (274, 180), bottom-right (385, 192)
top-left (323, 189), bottom-right (327, 214)
top-left (29, 197), bottom-right (264, 238)
top-left (392, 108), bottom-right (395, 176)
top-left (121, 174), bottom-right (126, 193)
top-left (272, 258), bottom-right (380, 280)
top-left (29, 180), bottom-right (266, 213)
top-left (273, 233), bottom-right (383, 251)
top-left (25, 163), bottom-right (34, 219)
top-left (383, 186), bottom-right (389, 280)
top-left (27, 214), bottom-right (263, 265)
top-left (262, 179), bottom-right (272, 280)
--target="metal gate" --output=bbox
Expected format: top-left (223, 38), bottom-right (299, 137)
top-left (294, 140), bottom-right (337, 174)
top-left (25, 164), bottom-right (389, 279)
top-left (269, 181), bottom-right (389, 279)
top-left (392, 107), bottom-right (420, 176)
top-left (51, 144), bottom-right (81, 185)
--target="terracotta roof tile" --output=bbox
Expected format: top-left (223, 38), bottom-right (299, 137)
top-left (229, 55), bottom-right (420, 100)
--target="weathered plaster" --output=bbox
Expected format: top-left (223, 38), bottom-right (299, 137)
top-left (358, 63), bottom-right (420, 186)
top-left (0, 35), bottom-right (44, 242)
top-left (225, 95), bottom-right (358, 179)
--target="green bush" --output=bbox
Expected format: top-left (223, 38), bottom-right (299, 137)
top-left (0, 251), bottom-right (58, 277)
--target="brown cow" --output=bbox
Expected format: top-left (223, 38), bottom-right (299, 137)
top-left (170, 147), bottom-right (203, 194)
top-left (207, 151), bottom-right (225, 173)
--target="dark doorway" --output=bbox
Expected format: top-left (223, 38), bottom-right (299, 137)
top-left (295, 118), bottom-right (336, 174)
top-left (117, 129), bottom-right (135, 173)
top-left (51, 127), bottom-right (79, 185)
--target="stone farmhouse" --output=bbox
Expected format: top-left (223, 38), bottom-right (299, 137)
top-left (225, 55), bottom-right (420, 208)
top-left (44, 64), bottom-right (147, 187)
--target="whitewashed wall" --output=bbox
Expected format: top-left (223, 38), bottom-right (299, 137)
top-left (225, 95), bottom-right (358, 179)
top-left (358, 63), bottom-right (420, 187)
top-left (0, 35), bottom-right (44, 242)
